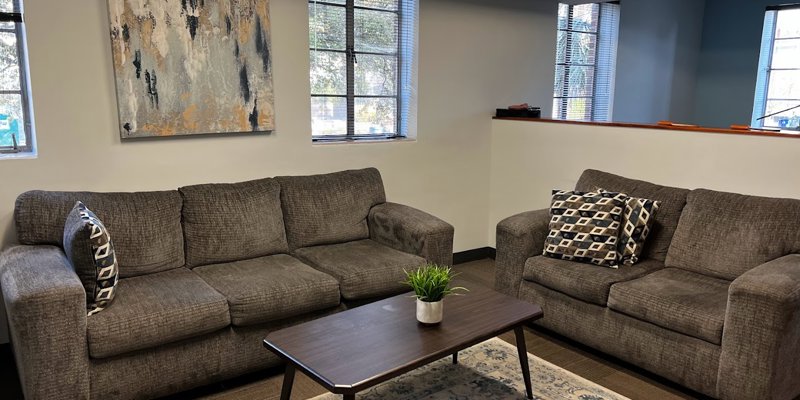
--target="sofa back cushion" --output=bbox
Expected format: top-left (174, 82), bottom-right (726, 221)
top-left (15, 190), bottom-right (184, 277)
top-left (575, 169), bottom-right (689, 262)
top-left (666, 189), bottom-right (800, 280)
top-left (277, 168), bottom-right (386, 249)
top-left (179, 178), bottom-right (289, 267)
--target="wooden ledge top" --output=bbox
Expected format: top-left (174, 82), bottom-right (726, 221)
top-left (493, 117), bottom-right (800, 139)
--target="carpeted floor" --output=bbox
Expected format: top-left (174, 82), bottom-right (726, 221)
top-left (307, 337), bottom-right (629, 400)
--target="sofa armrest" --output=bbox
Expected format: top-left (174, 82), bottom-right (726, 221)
top-left (368, 202), bottom-right (454, 267)
top-left (1, 245), bottom-right (90, 399)
top-left (494, 209), bottom-right (550, 297)
top-left (717, 254), bottom-right (800, 400)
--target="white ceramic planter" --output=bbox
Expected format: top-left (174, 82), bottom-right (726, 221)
top-left (416, 299), bottom-right (444, 324)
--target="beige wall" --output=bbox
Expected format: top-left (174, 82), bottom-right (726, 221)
top-left (488, 120), bottom-right (800, 246)
top-left (0, 0), bottom-right (559, 342)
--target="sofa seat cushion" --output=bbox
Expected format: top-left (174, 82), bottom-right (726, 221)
top-left (87, 268), bottom-right (230, 359)
top-left (194, 254), bottom-right (341, 326)
top-left (608, 268), bottom-right (730, 344)
top-left (523, 256), bottom-right (663, 305)
top-left (294, 239), bottom-right (425, 300)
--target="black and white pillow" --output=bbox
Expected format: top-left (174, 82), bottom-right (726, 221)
top-left (63, 202), bottom-right (119, 316)
top-left (618, 196), bottom-right (661, 266)
top-left (543, 190), bottom-right (627, 268)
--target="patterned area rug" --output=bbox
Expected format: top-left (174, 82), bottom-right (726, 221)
top-left (309, 337), bottom-right (629, 400)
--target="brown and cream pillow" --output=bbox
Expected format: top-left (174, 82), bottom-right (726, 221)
top-left (63, 202), bottom-right (119, 316)
top-left (543, 190), bottom-right (627, 268)
top-left (617, 195), bottom-right (661, 265)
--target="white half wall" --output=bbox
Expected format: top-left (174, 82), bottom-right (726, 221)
top-left (488, 119), bottom-right (800, 246)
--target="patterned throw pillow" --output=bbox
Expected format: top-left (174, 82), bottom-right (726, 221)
top-left (63, 202), bottom-right (119, 316)
top-left (617, 195), bottom-right (661, 266)
top-left (543, 190), bottom-right (627, 268)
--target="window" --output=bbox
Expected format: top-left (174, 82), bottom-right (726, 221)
top-left (309, 0), bottom-right (417, 142)
top-left (552, 2), bottom-right (619, 122)
top-left (0, 0), bottom-right (34, 156)
top-left (752, 6), bottom-right (800, 130)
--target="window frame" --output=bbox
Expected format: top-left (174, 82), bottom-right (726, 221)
top-left (752, 5), bottom-right (800, 129)
top-left (0, 1), bottom-right (34, 155)
top-left (309, 0), bottom-right (410, 142)
top-left (554, 3), bottom-right (601, 121)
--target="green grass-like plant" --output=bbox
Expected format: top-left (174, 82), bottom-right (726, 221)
top-left (403, 264), bottom-right (467, 302)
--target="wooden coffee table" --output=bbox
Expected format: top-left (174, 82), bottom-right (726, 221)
top-left (263, 286), bottom-right (543, 400)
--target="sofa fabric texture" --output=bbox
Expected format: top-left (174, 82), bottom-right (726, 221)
top-left (15, 190), bottom-right (184, 277)
top-left (0, 246), bottom-right (90, 400)
top-left (368, 202), bottom-right (455, 267)
top-left (194, 254), bottom-right (340, 326)
top-left (277, 168), bottom-right (386, 249)
top-left (543, 190), bottom-right (626, 268)
top-left (608, 268), bottom-right (730, 345)
top-left (179, 178), bottom-right (289, 268)
top-left (666, 189), bottom-right (800, 281)
top-left (497, 169), bottom-right (800, 399)
top-left (518, 280), bottom-right (722, 398)
top-left (294, 239), bottom-right (425, 300)
top-left (2, 168), bottom-right (455, 400)
top-left (86, 268), bottom-right (230, 359)
top-left (575, 169), bottom-right (689, 262)
top-left (63, 202), bottom-right (119, 316)
top-left (523, 256), bottom-right (663, 306)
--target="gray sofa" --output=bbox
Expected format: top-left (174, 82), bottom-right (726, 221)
top-left (495, 169), bottom-right (800, 400)
top-left (0, 167), bottom-right (454, 400)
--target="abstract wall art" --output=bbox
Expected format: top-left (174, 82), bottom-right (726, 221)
top-left (108, 0), bottom-right (275, 138)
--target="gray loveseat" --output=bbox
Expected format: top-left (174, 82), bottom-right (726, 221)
top-left (0, 167), bottom-right (454, 399)
top-left (495, 169), bottom-right (800, 400)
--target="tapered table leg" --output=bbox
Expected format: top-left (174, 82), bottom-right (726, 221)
top-left (343, 395), bottom-right (355, 400)
top-left (280, 364), bottom-right (296, 400)
top-left (514, 326), bottom-right (533, 399)
top-left (453, 352), bottom-right (458, 364)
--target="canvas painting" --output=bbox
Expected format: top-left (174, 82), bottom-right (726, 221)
top-left (108, 0), bottom-right (275, 138)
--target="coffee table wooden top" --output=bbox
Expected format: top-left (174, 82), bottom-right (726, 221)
top-left (263, 286), bottom-right (543, 394)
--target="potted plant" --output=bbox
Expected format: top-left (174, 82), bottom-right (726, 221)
top-left (403, 264), bottom-right (467, 325)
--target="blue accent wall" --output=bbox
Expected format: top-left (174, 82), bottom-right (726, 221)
top-left (693, 0), bottom-right (774, 127)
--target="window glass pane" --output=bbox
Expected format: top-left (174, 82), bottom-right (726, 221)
top-left (0, 31), bottom-right (20, 90)
top-left (355, 54), bottom-right (396, 96)
top-left (310, 51), bottom-right (347, 95)
top-left (567, 32), bottom-right (597, 65)
top-left (0, 94), bottom-right (24, 146)
top-left (558, 4), bottom-right (569, 29)
top-left (565, 97), bottom-right (593, 120)
top-left (312, 96), bottom-right (347, 136)
top-left (309, 3), bottom-right (346, 51)
top-left (554, 65), bottom-right (566, 97)
top-left (567, 66), bottom-right (595, 97)
top-left (355, 97), bottom-right (396, 135)
top-left (771, 38), bottom-right (800, 69)
top-left (556, 30), bottom-right (567, 63)
top-left (775, 8), bottom-right (800, 39)
top-left (762, 100), bottom-right (800, 128)
top-left (355, 9), bottom-right (398, 54)
top-left (0, 0), bottom-right (14, 13)
top-left (355, 0), bottom-right (398, 11)
top-left (569, 4), bottom-right (599, 33)
top-left (767, 70), bottom-right (800, 99)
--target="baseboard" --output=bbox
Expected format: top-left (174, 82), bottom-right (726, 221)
top-left (453, 247), bottom-right (496, 265)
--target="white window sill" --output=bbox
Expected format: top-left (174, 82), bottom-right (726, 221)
top-left (312, 137), bottom-right (416, 146)
top-left (0, 151), bottom-right (37, 160)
